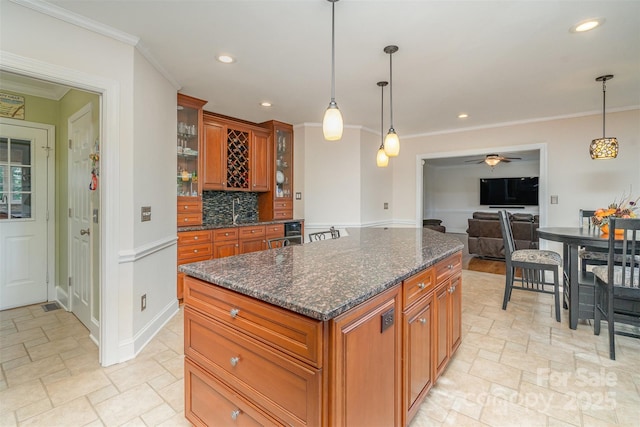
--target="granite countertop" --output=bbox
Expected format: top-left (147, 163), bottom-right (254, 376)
top-left (179, 227), bottom-right (464, 321)
top-left (178, 218), bottom-right (304, 232)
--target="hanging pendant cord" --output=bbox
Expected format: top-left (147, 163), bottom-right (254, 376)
top-left (330, 1), bottom-right (336, 102)
top-left (389, 52), bottom-right (394, 128)
top-left (602, 79), bottom-right (606, 138)
top-left (380, 84), bottom-right (384, 147)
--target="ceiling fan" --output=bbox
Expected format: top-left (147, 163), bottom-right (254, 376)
top-left (465, 153), bottom-right (522, 167)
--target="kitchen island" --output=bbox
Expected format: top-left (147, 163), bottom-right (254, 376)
top-left (180, 227), bottom-right (464, 426)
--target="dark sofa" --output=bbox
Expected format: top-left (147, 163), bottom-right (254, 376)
top-left (466, 211), bottom-right (539, 259)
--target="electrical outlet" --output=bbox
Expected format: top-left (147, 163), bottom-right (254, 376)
top-left (550, 195), bottom-right (558, 204)
top-left (141, 294), bottom-right (147, 311)
top-left (384, 202), bottom-right (389, 210)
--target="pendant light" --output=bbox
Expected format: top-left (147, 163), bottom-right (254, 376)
top-left (322, 0), bottom-right (343, 141)
top-left (383, 45), bottom-right (400, 157)
top-left (376, 81), bottom-right (389, 167)
top-left (589, 74), bottom-right (619, 159)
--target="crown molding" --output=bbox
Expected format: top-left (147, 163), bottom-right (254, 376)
top-left (9, 0), bottom-right (181, 90)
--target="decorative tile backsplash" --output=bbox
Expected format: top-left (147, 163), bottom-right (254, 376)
top-left (202, 191), bottom-right (258, 225)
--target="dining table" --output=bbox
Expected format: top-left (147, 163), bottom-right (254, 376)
top-left (536, 226), bottom-right (633, 330)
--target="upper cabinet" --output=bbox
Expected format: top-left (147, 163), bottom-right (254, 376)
top-left (177, 94), bottom-right (206, 198)
top-left (202, 112), bottom-right (270, 193)
top-left (258, 121), bottom-right (294, 220)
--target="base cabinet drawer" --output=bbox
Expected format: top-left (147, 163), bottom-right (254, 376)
top-left (185, 307), bottom-right (322, 426)
top-left (185, 358), bottom-right (280, 427)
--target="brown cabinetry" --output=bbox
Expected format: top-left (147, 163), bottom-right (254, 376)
top-left (433, 253), bottom-right (462, 380)
top-left (259, 121), bottom-right (294, 220)
top-left (202, 113), bottom-right (271, 193)
top-left (183, 252), bottom-right (462, 426)
top-left (238, 225), bottom-right (267, 254)
top-left (177, 196), bottom-right (202, 227)
top-left (176, 230), bottom-right (212, 299)
top-left (212, 227), bottom-right (239, 259)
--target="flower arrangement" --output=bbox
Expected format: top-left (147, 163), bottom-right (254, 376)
top-left (591, 192), bottom-right (639, 233)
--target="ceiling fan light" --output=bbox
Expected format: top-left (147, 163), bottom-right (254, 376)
top-left (384, 129), bottom-right (400, 157)
top-left (590, 137), bottom-right (618, 159)
top-left (323, 100), bottom-right (343, 141)
top-left (485, 157), bottom-right (501, 167)
top-left (377, 147), bottom-right (389, 167)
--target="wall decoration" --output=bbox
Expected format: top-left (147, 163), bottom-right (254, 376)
top-left (0, 92), bottom-right (25, 119)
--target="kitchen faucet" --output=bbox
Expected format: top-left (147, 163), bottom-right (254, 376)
top-left (232, 197), bottom-right (240, 225)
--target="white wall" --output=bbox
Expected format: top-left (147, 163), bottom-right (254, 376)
top-left (360, 129), bottom-right (393, 226)
top-left (1, 2), bottom-right (178, 365)
top-left (424, 160), bottom-right (540, 233)
top-left (392, 110), bottom-right (640, 232)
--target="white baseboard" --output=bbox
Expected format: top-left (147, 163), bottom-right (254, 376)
top-left (117, 299), bottom-right (179, 363)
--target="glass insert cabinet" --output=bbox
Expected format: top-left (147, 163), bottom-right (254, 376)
top-left (0, 137), bottom-right (32, 220)
top-left (177, 96), bottom-right (205, 198)
top-left (275, 127), bottom-right (292, 199)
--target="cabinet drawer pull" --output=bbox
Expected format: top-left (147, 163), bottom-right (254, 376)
top-left (230, 356), bottom-right (240, 367)
top-left (251, 230), bottom-right (255, 233)
top-left (449, 287), bottom-right (454, 294)
top-left (194, 236), bottom-right (198, 240)
top-left (225, 232), bottom-right (229, 236)
top-left (419, 318), bottom-right (427, 325)
top-left (448, 264), bottom-right (453, 270)
top-left (183, 206), bottom-right (188, 209)
top-left (231, 410), bottom-right (240, 421)
top-left (193, 249), bottom-right (198, 253)
top-left (184, 218), bottom-right (189, 222)
top-left (418, 282), bottom-right (426, 290)
top-left (230, 308), bottom-right (240, 318)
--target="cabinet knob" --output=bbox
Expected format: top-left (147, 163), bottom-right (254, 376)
top-left (419, 318), bottom-right (427, 325)
top-left (230, 308), bottom-right (240, 318)
top-left (193, 249), bottom-right (198, 253)
top-left (448, 264), bottom-right (453, 270)
top-left (230, 356), bottom-right (240, 367)
top-left (194, 236), bottom-right (198, 240)
top-left (251, 230), bottom-right (255, 233)
top-left (184, 218), bottom-right (189, 222)
top-left (225, 232), bottom-right (229, 236)
top-left (183, 206), bottom-right (188, 209)
top-left (418, 282), bottom-right (426, 290)
top-left (231, 410), bottom-right (240, 421)
top-left (449, 287), bottom-right (454, 294)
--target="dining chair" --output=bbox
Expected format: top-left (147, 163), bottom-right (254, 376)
top-left (267, 237), bottom-right (291, 249)
top-left (593, 217), bottom-right (640, 360)
top-left (578, 209), bottom-right (609, 272)
top-left (498, 210), bottom-right (562, 321)
top-left (308, 226), bottom-right (340, 242)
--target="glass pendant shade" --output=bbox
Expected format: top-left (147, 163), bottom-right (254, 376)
top-left (590, 75), bottom-right (618, 160)
top-left (384, 129), bottom-right (400, 157)
top-left (323, 0), bottom-right (343, 141)
top-left (323, 101), bottom-right (343, 141)
top-left (590, 137), bottom-right (619, 159)
top-left (484, 157), bottom-right (501, 167)
top-left (377, 147), bottom-right (389, 167)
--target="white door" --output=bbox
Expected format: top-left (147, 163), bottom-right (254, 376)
top-left (0, 122), bottom-right (52, 310)
top-left (68, 104), bottom-right (98, 339)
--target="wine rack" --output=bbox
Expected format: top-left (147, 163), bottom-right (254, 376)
top-left (226, 129), bottom-right (249, 189)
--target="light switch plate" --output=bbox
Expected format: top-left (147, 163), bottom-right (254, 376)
top-left (141, 206), bottom-right (151, 222)
top-left (550, 195), bottom-right (558, 204)
top-left (295, 192), bottom-right (302, 200)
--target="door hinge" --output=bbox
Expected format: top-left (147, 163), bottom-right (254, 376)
top-left (68, 277), bottom-right (72, 288)
top-left (46, 210), bottom-right (49, 221)
top-left (69, 139), bottom-right (72, 149)
top-left (69, 208), bottom-right (72, 218)
top-left (46, 272), bottom-right (49, 284)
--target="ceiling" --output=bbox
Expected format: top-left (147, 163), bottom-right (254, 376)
top-left (6, 0), bottom-right (640, 139)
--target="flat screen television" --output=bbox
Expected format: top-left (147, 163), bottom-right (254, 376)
top-left (480, 177), bottom-right (539, 206)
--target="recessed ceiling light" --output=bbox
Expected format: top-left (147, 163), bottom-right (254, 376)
top-left (458, 113), bottom-right (469, 119)
top-left (570, 18), bottom-right (604, 33)
top-left (260, 102), bottom-right (272, 107)
top-left (217, 55), bottom-right (235, 64)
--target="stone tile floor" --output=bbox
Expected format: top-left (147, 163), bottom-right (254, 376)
top-left (1, 270), bottom-right (639, 426)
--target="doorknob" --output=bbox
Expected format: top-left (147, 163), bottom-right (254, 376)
top-left (80, 228), bottom-right (90, 236)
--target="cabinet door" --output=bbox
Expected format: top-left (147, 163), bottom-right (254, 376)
top-left (251, 130), bottom-right (270, 192)
top-left (213, 241), bottom-right (239, 259)
top-left (239, 237), bottom-right (266, 254)
top-left (202, 121), bottom-right (226, 190)
top-left (434, 282), bottom-right (449, 379)
top-left (405, 296), bottom-right (433, 420)
top-left (331, 285), bottom-right (401, 427)
top-left (449, 274), bottom-right (462, 355)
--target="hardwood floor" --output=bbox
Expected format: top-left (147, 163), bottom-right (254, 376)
top-left (447, 233), bottom-right (508, 275)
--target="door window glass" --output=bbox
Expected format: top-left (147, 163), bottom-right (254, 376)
top-left (0, 137), bottom-right (32, 220)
